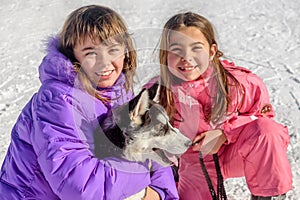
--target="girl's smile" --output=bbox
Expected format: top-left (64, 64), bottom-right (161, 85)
top-left (178, 59), bottom-right (198, 72)
top-left (96, 69), bottom-right (115, 78)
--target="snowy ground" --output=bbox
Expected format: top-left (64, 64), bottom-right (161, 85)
top-left (0, 0), bottom-right (299, 199)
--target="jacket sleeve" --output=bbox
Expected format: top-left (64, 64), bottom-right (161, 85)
top-left (220, 72), bottom-right (275, 144)
top-left (149, 162), bottom-right (179, 200)
top-left (31, 90), bottom-right (151, 200)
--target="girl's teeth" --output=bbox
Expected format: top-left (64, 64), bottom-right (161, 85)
top-left (179, 66), bottom-right (195, 71)
top-left (99, 70), bottom-right (113, 76)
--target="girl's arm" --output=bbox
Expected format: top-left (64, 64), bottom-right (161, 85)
top-left (147, 161), bottom-right (180, 200)
top-left (220, 72), bottom-right (275, 144)
top-left (31, 91), bottom-right (151, 200)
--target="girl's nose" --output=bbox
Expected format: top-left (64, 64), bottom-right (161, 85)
top-left (181, 55), bottom-right (193, 65)
top-left (180, 50), bottom-right (192, 62)
top-left (95, 53), bottom-right (111, 69)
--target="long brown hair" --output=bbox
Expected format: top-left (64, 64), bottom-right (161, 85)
top-left (158, 12), bottom-right (242, 124)
top-left (58, 5), bottom-right (136, 102)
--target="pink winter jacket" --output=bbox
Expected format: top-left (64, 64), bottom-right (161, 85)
top-left (170, 60), bottom-right (275, 143)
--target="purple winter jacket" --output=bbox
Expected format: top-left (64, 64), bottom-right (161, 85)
top-left (0, 38), bottom-right (179, 200)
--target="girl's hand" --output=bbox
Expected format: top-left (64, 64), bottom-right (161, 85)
top-left (142, 186), bottom-right (160, 200)
top-left (192, 129), bottom-right (227, 154)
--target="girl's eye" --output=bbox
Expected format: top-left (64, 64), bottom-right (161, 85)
top-left (169, 48), bottom-right (182, 56)
top-left (170, 48), bottom-right (181, 52)
top-left (85, 52), bottom-right (97, 56)
top-left (193, 46), bottom-right (202, 51)
top-left (109, 48), bottom-right (120, 54)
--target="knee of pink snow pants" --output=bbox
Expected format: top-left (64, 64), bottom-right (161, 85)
top-left (221, 118), bottom-right (292, 196)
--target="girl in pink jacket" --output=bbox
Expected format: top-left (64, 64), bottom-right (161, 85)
top-left (154, 12), bottom-right (292, 199)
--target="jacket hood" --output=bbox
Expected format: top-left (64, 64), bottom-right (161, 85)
top-left (38, 37), bottom-right (77, 86)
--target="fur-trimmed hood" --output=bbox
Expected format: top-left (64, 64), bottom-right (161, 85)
top-left (38, 37), bottom-right (77, 86)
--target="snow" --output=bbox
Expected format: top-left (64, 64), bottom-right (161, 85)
top-left (0, 0), bottom-right (299, 199)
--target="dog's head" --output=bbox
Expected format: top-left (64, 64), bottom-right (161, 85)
top-left (97, 83), bottom-right (192, 166)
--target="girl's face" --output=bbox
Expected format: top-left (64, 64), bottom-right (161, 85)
top-left (167, 26), bottom-right (216, 81)
top-left (73, 37), bottom-right (125, 88)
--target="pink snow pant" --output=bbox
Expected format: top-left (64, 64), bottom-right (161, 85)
top-left (178, 118), bottom-right (292, 200)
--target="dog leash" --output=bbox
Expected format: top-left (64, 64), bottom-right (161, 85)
top-left (198, 152), bottom-right (227, 200)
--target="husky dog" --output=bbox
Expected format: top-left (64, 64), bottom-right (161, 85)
top-left (94, 83), bottom-right (192, 166)
top-left (94, 83), bottom-right (191, 199)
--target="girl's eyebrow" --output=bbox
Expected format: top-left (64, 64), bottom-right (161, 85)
top-left (107, 43), bottom-right (123, 48)
top-left (81, 46), bottom-right (95, 51)
top-left (191, 41), bottom-right (204, 46)
top-left (169, 43), bottom-right (182, 48)
top-left (80, 43), bottom-right (123, 51)
top-left (169, 41), bottom-right (204, 48)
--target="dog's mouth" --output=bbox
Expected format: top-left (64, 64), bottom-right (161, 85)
top-left (152, 148), bottom-right (178, 165)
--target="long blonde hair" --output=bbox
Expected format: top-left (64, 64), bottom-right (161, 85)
top-left (158, 12), bottom-right (242, 124)
top-left (58, 5), bottom-right (136, 102)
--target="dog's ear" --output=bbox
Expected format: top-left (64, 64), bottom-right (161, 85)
top-left (130, 89), bottom-right (149, 125)
top-left (147, 82), bottom-right (160, 103)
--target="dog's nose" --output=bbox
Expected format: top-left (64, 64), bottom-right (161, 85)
top-left (185, 140), bottom-right (192, 147)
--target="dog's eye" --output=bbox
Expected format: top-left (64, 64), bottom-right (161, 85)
top-left (162, 124), bottom-right (169, 135)
top-left (154, 123), bottom-right (169, 136)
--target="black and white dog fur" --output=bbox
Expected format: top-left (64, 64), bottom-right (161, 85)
top-left (94, 83), bottom-right (191, 199)
top-left (95, 83), bottom-right (191, 165)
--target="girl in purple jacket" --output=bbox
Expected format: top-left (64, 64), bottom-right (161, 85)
top-left (0, 5), bottom-right (178, 200)
top-left (152, 12), bottom-right (292, 199)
